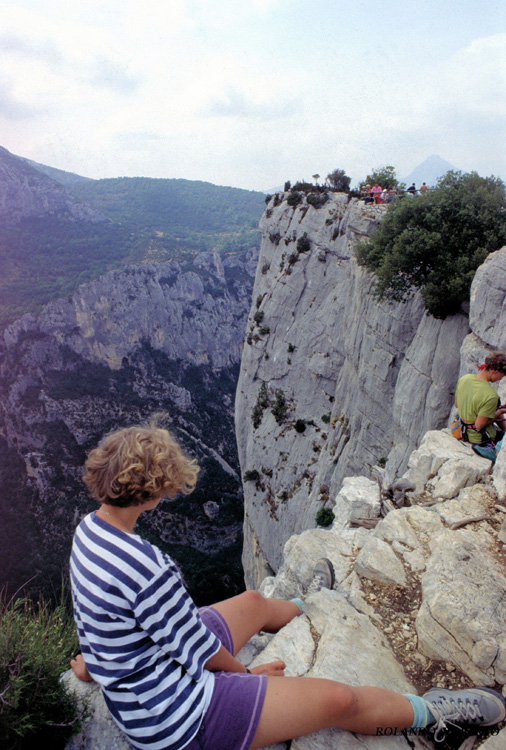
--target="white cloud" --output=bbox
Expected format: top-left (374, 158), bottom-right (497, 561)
top-left (0, 1), bottom-right (505, 188)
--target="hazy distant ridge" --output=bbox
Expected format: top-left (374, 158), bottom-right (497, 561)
top-left (402, 154), bottom-right (456, 188)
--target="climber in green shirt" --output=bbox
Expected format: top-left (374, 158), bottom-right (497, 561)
top-left (455, 352), bottom-right (506, 446)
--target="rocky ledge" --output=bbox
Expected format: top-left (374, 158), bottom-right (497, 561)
top-left (63, 428), bottom-right (506, 750)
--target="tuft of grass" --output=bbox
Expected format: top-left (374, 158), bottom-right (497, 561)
top-left (0, 592), bottom-right (81, 749)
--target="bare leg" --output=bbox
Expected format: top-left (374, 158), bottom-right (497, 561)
top-left (210, 590), bottom-right (300, 654)
top-left (70, 653), bottom-right (94, 682)
top-left (250, 676), bottom-right (414, 749)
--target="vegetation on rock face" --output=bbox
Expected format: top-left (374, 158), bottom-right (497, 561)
top-left (315, 507), bottom-right (335, 527)
top-left (356, 171), bottom-right (506, 319)
top-left (294, 419), bottom-right (306, 433)
top-left (271, 389), bottom-right (288, 424)
top-left (252, 381), bottom-right (270, 428)
top-left (296, 232), bottom-right (311, 254)
top-left (286, 191), bottom-right (302, 207)
top-left (0, 593), bottom-right (80, 750)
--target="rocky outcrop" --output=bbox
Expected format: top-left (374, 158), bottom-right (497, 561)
top-left (254, 430), bottom-right (506, 749)
top-left (235, 192), bottom-right (471, 585)
top-left (0, 145), bottom-right (106, 224)
top-left (4, 254), bottom-right (252, 371)
top-left (63, 429), bottom-right (506, 750)
top-left (0, 249), bottom-right (257, 602)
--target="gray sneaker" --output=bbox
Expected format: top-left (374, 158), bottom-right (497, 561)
top-left (423, 686), bottom-right (506, 742)
top-left (306, 558), bottom-right (335, 595)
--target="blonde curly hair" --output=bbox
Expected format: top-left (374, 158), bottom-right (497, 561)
top-left (83, 424), bottom-right (199, 507)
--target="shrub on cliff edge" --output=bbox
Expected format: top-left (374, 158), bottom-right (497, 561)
top-left (356, 171), bottom-right (506, 319)
top-left (0, 593), bottom-right (80, 749)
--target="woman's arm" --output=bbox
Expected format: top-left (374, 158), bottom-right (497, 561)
top-left (205, 645), bottom-right (285, 677)
top-left (205, 644), bottom-right (248, 673)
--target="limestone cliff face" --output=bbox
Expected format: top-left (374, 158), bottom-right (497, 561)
top-left (0, 249), bottom-right (257, 602)
top-left (63, 246), bottom-right (506, 750)
top-left (235, 192), bottom-right (470, 585)
top-left (4, 252), bottom-right (253, 372)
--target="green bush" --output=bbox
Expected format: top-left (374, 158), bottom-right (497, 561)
top-left (0, 594), bottom-right (81, 749)
top-left (356, 171), bottom-right (506, 318)
top-left (315, 508), bottom-right (335, 527)
top-left (294, 419), bottom-right (306, 433)
top-left (287, 191), bottom-right (302, 207)
top-left (252, 381), bottom-right (270, 428)
top-left (271, 389), bottom-right (288, 424)
top-left (306, 192), bottom-right (328, 209)
top-left (326, 169), bottom-right (351, 192)
top-left (243, 469), bottom-right (260, 483)
top-left (358, 165), bottom-right (404, 192)
top-left (296, 232), bottom-right (311, 254)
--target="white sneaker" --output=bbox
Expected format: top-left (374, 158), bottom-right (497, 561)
top-left (306, 558), bottom-right (335, 595)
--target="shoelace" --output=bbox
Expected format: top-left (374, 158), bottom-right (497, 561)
top-left (306, 572), bottom-right (326, 595)
top-left (429, 695), bottom-right (483, 742)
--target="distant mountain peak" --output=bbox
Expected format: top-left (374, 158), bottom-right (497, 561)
top-left (402, 155), bottom-right (457, 188)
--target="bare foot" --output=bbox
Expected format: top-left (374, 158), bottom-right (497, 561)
top-left (70, 653), bottom-right (94, 682)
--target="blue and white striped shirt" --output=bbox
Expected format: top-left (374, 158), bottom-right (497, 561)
top-left (70, 512), bottom-right (221, 750)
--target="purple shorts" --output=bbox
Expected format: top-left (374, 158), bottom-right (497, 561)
top-left (184, 606), bottom-right (267, 750)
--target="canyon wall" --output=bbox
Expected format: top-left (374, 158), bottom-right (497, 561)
top-left (0, 249), bottom-right (257, 602)
top-left (235, 192), bottom-right (473, 585)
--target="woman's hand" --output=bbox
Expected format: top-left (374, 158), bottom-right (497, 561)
top-left (249, 659), bottom-right (286, 677)
top-left (70, 653), bottom-right (94, 682)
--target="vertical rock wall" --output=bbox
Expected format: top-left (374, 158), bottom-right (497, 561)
top-left (235, 193), bottom-right (470, 586)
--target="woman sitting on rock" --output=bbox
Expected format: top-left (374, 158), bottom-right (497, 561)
top-left (70, 422), bottom-right (506, 749)
top-left (455, 351), bottom-right (506, 460)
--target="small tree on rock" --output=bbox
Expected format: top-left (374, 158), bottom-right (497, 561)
top-left (360, 165), bottom-right (404, 192)
top-left (326, 168), bottom-right (351, 192)
top-left (356, 170), bottom-right (506, 318)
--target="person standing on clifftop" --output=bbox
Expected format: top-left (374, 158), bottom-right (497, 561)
top-left (455, 352), bottom-right (506, 461)
top-left (69, 422), bottom-right (506, 749)
top-left (371, 182), bottom-right (382, 204)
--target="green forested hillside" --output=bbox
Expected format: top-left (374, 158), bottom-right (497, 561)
top-left (0, 218), bottom-right (142, 327)
top-left (70, 177), bottom-right (264, 257)
top-left (71, 176), bottom-right (265, 234)
top-left (0, 162), bottom-right (265, 328)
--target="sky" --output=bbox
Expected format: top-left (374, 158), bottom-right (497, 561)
top-left (1, 0), bottom-right (505, 191)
